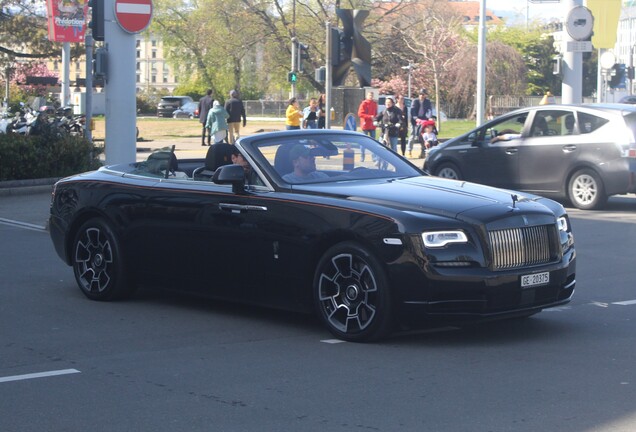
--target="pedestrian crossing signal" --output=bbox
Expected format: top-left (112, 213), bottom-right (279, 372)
top-left (287, 71), bottom-right (298, 83)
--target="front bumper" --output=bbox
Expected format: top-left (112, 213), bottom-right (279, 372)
top-left (395, 247), bottom-right (576, 324)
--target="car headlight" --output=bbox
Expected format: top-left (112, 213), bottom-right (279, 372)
top-left (557, 216), bottom-right (568, 232)
top-left (422, 231), bottom-right (468, 248)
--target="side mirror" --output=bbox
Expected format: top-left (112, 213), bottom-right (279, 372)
top-left (213, 164), bottom-right (246, 194)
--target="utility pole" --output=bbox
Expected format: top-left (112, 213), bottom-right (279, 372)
top-left (325, 21), bottom-right (332, 129)
top-left (85, 33), bottom-right (93, 142)
top-left (476, 0), bottom-right (486, 126)
top-left (401, 62), bottom-right (413, 99)
top-left (291, 37), bottom-right (297, 98)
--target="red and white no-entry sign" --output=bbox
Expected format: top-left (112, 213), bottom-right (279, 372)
top-left (114, 0), bottom-right (153, 34)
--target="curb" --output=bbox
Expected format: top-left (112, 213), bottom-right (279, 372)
top-left (0, 178), bottom-right (58, 197)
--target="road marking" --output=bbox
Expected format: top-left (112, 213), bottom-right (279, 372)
top-left (589, 301), bottom-right (609, 308)
top-left (612, 300), bottom-right (636, 306)
top-left (0, 368), bottom-right (80, 383)
top-left (0, 217), bottom-right (46, 232)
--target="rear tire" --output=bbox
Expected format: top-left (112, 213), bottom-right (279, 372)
top-left (72, 218), bottom-right (133, 301)
top-left (568, 168), bottom-right (607, 210)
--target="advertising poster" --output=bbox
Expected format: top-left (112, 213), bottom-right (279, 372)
top-left (46, 0), bottom-right (89, 43)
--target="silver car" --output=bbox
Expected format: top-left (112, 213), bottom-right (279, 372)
top-left (425, 104), bottom-right (636, 210)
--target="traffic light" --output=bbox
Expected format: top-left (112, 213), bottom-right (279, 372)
top-left (88, 0), bottom-right (104, 41)
top-left (609, 63), bottom-right (626, 89)
top-left (287, 71), bottom-right (298, 83)
top-left (298, 43), bottom-right (309, 72)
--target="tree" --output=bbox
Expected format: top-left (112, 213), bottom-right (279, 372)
top-left (391, 0), bottom-right (467, 124)
top-left (1, 1), bottom-right (56, 63)
top-left (444, 41), bottom-right (526, 118)
top-left (469, 25), bottom-right (560, 96)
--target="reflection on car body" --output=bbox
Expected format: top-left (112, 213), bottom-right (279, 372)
top-left (425, 104), bottom-right (636, 210)
top-left (49, 130), bottom-right (576, 342)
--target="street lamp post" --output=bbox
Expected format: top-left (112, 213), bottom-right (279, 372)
top-left (401, 62), bottom-right (413, 99)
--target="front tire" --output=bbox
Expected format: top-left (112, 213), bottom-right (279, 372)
top-left (72, 218), bottom-right (132, 301)
top-left (435, 162), bottom-right (462, 180)
top-left (314, 242), bottom-right (393, 342)
top-left (568, 168), bottom-right (607, 210)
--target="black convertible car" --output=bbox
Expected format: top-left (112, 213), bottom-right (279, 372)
top-left (49, 130), bottom-right (576, 342)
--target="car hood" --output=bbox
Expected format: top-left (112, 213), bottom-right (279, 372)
top-left (295, 176), bottom-right (557, 223)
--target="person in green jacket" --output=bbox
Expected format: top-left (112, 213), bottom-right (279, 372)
top-left (206, 100), bottom-right (229, 144)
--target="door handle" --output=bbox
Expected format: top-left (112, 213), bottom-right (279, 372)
top-left (563, 145), bottom-right (577, 152)
top-left (219, 203), bottom-right (268, 213)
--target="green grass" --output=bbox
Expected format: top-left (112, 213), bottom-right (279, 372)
top-left (438, 119), bottom-right (475, 139)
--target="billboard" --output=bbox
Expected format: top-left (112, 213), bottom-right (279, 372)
top-left (46, 0), bottom-right (89, 43)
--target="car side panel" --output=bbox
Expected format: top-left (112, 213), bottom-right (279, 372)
top-left (517, 134), bottom-right (580, 194)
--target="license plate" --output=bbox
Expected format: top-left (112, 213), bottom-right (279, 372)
top-left (521, 271), bottom-right (550, 288)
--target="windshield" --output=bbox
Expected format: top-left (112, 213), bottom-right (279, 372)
top-left (251, 133), bottom-right (422, 185)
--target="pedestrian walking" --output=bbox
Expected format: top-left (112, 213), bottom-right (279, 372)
top-left (374, 96), bottom-right (402, 152)
top-left (396, 95), bottom-right (408, 156)
top-left (408, 88), bottom-right (432, 157)
top-left (317, 94), bottom-right (326, 129)
top-left (285, 97), bottom-right (303, 130)
top-left (206, 100), bottom-right (229, 144)
top-left (198, 89), bottom-right (213, 146)
top-left (224, 89), bottom-right (246, 144)
top-left (357, 91), bottom-right (378, 161)
top-left (302, 97), bottom-right (319, 129)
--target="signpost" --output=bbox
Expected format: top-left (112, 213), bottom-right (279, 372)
top-left (114, 0), bottom-right (153, 33)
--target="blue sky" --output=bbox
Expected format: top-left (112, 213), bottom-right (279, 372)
top-left (486, 0), bottom-right (565, 25)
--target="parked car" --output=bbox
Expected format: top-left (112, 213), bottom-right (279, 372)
top-left (425, 104), bottom-right (636, 210)
top-left (49, 129), bottom-right (575, 342)
top-left (157, 96), bottom-right (193, 117)
top-left (618, 95), bottom-right (636, 105)
top-left (172, 101), bottom-right (198, 119)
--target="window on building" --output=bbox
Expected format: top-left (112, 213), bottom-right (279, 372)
top-left (136, 50), bottom-right (140, 58)
top-left (53, 61), bottom-right (59, 71)
top-left (152, 40), bottom-right (157, 47)
top-left (136, 39), bottom-right (140, 48)
top-left (136, 74), bottom-right (140, 83)
top-left (152, 50), bottom-right (157, 59)
top-left (151, 75), bottom-right (156, 83)
top-left (136, 62), bottom-right (140, 71)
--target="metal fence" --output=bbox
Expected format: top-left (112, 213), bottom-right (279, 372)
top-left (244, 100), bottom-right (304, 118)
top-left (244, 96), bottom-right (599, 120)
top-left (487, 95), bottom-right (597, 117)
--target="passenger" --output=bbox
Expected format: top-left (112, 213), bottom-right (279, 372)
top-left (282, 145), bottom-right (329, 183)
top-left (230, 147), bottom-right (264, 186)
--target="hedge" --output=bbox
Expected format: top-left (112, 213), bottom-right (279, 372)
top-left (0, 132), bottom-right (102, 182)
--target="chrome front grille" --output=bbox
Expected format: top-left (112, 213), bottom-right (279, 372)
top-left (488, 225), bottom-right (557, 270)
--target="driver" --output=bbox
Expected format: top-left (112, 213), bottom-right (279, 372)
top-left (282, 145), bottom-right (329, 183)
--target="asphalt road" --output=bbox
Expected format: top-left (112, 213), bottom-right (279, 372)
top-left (1, 192), bottom-right (636, 431)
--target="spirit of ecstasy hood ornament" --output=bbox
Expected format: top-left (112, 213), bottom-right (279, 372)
top-left (511, 194), bottom-right (518, 208)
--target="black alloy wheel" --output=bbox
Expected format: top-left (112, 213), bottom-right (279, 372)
top-left (72, 218), bottom-right (132, 301)
top-left (314, 242), bottom-right (392, 342)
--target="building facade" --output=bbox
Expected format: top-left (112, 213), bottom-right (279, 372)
top-left (48, 32), bottom-right (179, 94)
